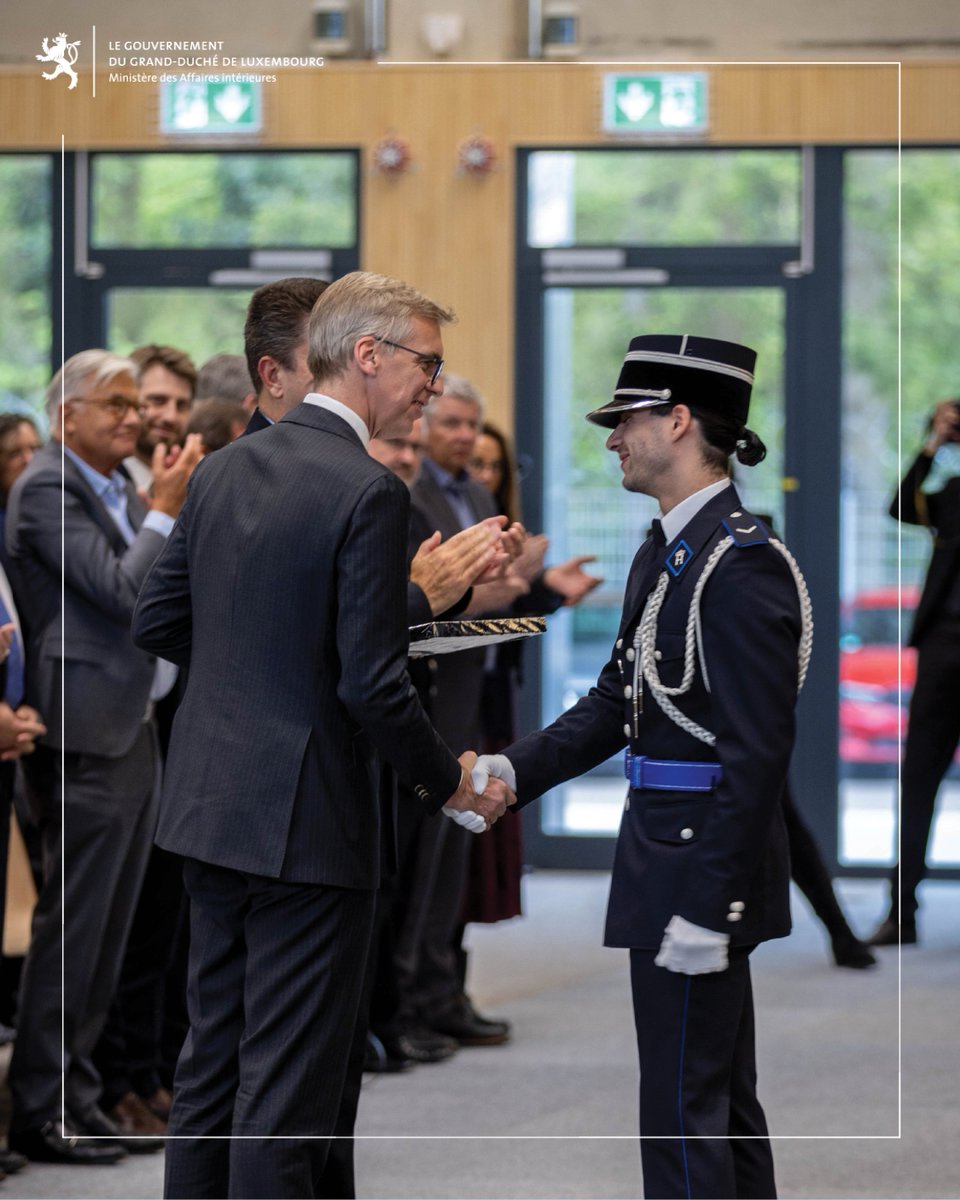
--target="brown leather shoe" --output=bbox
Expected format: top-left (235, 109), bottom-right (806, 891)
top-left (109, 1091), bottom-right (168, 1136)
top-left (142, 1086), bottom-right (173, 1121)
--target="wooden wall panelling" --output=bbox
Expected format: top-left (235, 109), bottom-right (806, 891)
top-left (0, 61), bottom-right (954, 423)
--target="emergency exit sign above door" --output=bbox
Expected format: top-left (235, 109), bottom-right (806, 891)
top-left (602, 73), bottom-right (708, 136)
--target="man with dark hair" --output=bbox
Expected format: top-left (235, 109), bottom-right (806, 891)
top-left (124, 344), bottom-right (197, 492)
top-left (185, 399), bottom-right (248, 454)
top-left (242, 275), bottom-right (329, 431)
top-left (93, 341), bottom-right (199, 1140)
top-left (475, 334), bottom-right (811, 1199)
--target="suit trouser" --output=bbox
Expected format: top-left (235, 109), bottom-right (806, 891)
top-left (393, 807), bottom-right (472, 1021)
top-left (629, 947), bottom-right (776, 1200)
top-left (164, 858), bottom-right (376, 1200)
top-left (94, 843), bottom-right (190, 1105)
top-left (8, 727), bottom-right (160, 1131)
top-left (889, 622), bottom-right (960, 919)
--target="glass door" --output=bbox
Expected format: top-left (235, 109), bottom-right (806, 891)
top-left (538, 285), bottom-right (786, 843)
top-left (839, 148), bottom-right (960, 874)
top-left (62, 149), bottom-right (360, 360)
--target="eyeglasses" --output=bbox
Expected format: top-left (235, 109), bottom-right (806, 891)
top-left (77, 396), bottom-right (149, 419)
top-left (374, 336), bottom-right (444, 385)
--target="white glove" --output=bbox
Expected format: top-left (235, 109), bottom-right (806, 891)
top-left (654, 914), bottom-right (730, 975)
top-left (471, 753), bottom-right (517, 794)
top-left (442, 805), bottom-right (487, 834)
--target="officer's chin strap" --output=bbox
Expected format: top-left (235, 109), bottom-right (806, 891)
top-left (633, 536), bottom-right (814, 747)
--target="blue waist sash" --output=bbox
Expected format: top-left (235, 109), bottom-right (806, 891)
top-left (624, 752), bottom-right (723, 792)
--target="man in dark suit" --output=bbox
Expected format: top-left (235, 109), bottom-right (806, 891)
top-left (391, 376), bottom-right (530, 1051)
top-left (4, 350), bottom-right (201, 1164)
top-left (132, 270), bottom-right (512, 1200)
top-left (476, 335), bottom-right (810, 1199)
top-left (868, 398), bottom-right (960, 946)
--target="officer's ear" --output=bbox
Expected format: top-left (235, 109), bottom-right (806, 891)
top-left (668, 403), bottom-right (694, 440)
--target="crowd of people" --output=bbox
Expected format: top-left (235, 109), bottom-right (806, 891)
top-left (0, 268), bottom-right (955, 1197)
top-left (0, 273), bottom-right (602, 1193)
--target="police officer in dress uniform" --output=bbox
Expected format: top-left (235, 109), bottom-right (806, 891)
top-left (475, 335), bottom-right (812, 1200)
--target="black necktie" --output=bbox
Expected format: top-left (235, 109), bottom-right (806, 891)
top-left (651, 518), bottom-right (666, 547)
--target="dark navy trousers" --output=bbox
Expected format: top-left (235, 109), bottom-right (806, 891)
top-left (629, 947), bottom-right (776, 1200)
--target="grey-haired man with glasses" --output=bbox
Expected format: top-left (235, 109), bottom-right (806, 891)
top-left (4, 349), bottom-right (202, 1165)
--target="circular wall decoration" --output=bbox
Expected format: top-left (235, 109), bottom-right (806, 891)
top-left (371, 134), bottom-right (412, 176)
top-left (457, 134), bottom-right (497, 177)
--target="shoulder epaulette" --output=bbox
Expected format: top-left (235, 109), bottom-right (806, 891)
top-left (721, 510), bottom-right (770, 548)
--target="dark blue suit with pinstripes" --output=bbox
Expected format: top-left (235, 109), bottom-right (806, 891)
top-left (133, 401), bottom-right (462, 1199)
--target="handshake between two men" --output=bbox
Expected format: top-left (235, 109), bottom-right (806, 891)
top-left (442, 752), bottom-right (517, 834)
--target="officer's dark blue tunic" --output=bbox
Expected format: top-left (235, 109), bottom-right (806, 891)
top-left (506, 482), bottom-right (803, 1199)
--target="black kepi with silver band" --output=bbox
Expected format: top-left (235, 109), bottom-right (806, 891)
top-left (585, 333), bottom-right (756, 428)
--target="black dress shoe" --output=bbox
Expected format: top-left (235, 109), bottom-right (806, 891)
top-left (386, 1024), bottom-right (459, 1063)
top-left (431, 1000), bottom-right (511, 1047)
top-left (867, 917), bottom-right (917, 946)
top-left (8, 1120), bottom-right (127, 1165)
top-left (0, 1147), bottom-right (28, 1173)
top-left (363, 1031), bottom-right (414, 1073)
top-left (69, 1105), bottom-right (164, 1154)
top-left (831, 935), bottom-right (878, 969)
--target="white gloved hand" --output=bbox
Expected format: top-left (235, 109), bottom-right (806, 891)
top-left (442, 805), bottom-right (487, 834)
top-left (654, 914), bottom-right (730, 975)
top-left (471, 753), bottom-right (517, 795)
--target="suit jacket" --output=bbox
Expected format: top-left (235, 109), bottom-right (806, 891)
top-left (506, 485), bottom-right (801, 949)
top-left (408, 463), bottom-right (498, 753)
top-left (243, 406), bottom-right (273, 436)
top-left (241, 402), bottom-right (435, 627)
top-left (132, 403), bottom-right (461, 889)
top-left (5, 441), bottom-right (164, 757)
top-left (891, 450), bottom-right (960, 646)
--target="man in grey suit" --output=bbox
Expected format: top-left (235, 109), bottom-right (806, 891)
top-left (133, 271), bottom-right (512, 1199)
top-left (4, 350), bottom-right (201, 1164)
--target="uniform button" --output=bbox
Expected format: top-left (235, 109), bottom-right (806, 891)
top-left (623, 685), bottom-right (633, 699)
top-left (616, 638), bottom-right (623, 649)
top-left (623, 724), bottom-right (631, 738)
top-left (727, 911), bottom-right (743, 922)
top-left (680, 827), bottom-right (694, 840)
top-left (625, 647), bottom-right (635, 661)
top-left (624, 796), bottom-right (631, 811)
top-left (654, 650), bottom-right (662, 660)
top-left (729, 901), bottom-right (745, 912)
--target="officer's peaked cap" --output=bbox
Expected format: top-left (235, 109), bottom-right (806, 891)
top-left (586, 334), bottom-right (757, 429)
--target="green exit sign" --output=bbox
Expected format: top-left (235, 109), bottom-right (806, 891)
top-left (602, 72), bottom-right (708, 136)
top-left (160, 80), bottom-right (262, 135)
